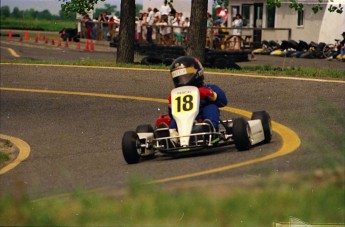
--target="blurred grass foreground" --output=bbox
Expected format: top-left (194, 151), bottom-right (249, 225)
top-left (0, 168), bottom-right (344, 226)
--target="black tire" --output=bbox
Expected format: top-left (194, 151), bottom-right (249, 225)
top-left (251, 111), bottom-right (272, 143)
top-left (233, 117), bottom-right (251, 151)
top-left (213, 58), bottom-right (228, 69)
top-left (299, 52), bottom-right (316, 59)
top-left (141, 56), bottom-right (163, 65)
top-left (122, 131), bottom-right (141, 164)
top-left (136, 124), bottom-right (154, 133)
top-left (162, 58), bottom-right (175, 66)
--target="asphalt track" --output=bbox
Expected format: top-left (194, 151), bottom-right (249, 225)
top-left (0, 38), bottom-right (344, 199)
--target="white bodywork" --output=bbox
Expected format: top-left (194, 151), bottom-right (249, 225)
top-left (170, 86), bottom-right (200, 146)
top-left (248, 119), bottom-right (265, 145)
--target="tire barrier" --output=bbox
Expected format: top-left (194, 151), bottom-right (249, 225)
top-left (252, 39), bottom-right (342, 60)
top-left (110, 37), bottom-right (248, 69)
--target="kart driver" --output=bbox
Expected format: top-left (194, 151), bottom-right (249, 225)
top-left (168, 56), bottom-right (228, 131)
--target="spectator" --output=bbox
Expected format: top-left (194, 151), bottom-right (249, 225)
top-left (160, 0), bottom-right (171, 21)
top-left (83, 14), bottom-right (95, 39)
top-left (215, 5), bottom-right (222, 17)
top-left (156, 17), bottom-right (171, 45)
top-left (339, 32), bottom-right (345, 61)
top-left (172, 16), bottom-right (183, 45)
top-left (231, 13), bottom-right (243, 49)
top-left (214, 5), bottom-right (225, 24)
top-left (182, 17), bottom-right (190, 42)
top-left (169, 3), bottom-right (176, 21)
top-left (206, 12), bottom-right (214, 48)
top-left (222, 8), bottom-right (229, 26)
top-left (141, 12), bottom-right (148, 41)
top-left (329, 31), bottom-right (345, 61)
top-left (98, 11), bottom-right (109, 40)
top-left (145, 7), bottom-right (155, 43)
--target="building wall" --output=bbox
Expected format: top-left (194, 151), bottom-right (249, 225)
top-left (276, 4), bottom-right (345, 43)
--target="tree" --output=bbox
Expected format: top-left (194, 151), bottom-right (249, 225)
top-left (12, 7), bottom-right (23, 19)
top-left (186, 0), bottom-right (208, 63)
top-left (38, 9), bottom-right (52, 20)
top-left (116, 0), bottom-right (136, 64)
top-left (0, 6), bottom-right (11, 18)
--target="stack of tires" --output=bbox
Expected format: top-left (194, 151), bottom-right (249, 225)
top-left (139, 44), bottom-right (186, 66)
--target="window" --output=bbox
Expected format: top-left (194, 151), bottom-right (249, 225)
top-left (266, 6), bottom-right (275, 28)
top-left (297, 10), bottom-right (304, 26)
top-left (242, 4), bottom-right (251, 27)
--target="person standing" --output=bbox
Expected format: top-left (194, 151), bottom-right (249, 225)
top-left (231, 13), bottom-right (243, 49)
top-left (146, 7), bottom-right (155, 43)
top-left (98, 11), bottom-right (109, 40)
top-left (339, 32), bottom-right (345, 61)
top-left (160, 0), bottom-right (171, 21)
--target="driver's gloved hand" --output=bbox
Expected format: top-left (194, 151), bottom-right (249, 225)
top-left (198, 87), bottom-right (217, 101)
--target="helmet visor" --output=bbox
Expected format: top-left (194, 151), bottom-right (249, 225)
top-left (171, 67), bottom-right (197, 87)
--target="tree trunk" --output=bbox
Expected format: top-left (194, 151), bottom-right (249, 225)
top-left (186, 0), bottom-right (208, 63)
top-left (116, 0), bottom-right (136, 63)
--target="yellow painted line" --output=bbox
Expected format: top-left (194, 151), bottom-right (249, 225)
top-left (0, 46), bottom-right (21, 58)
top-left (1, 62), bottom-right (344, 84)
top-left (1, 87), bottom-right (301, 183)
top-left (0, 87), bottom-right (168, 104)
top-left (0, 134), bottom-right (31, 175)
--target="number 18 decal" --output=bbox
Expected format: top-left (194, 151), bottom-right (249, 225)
top-left (173, 94), bottom-right (195, 114)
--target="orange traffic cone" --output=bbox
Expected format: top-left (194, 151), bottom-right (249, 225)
top-left (57, 39), bottom-right (62, 47)
top-left (76, 42), bottom-right (81, 50)
top-left (84, 40), bottom-right (89, 51)
top-left (19, 36), bottom-right (23, 42)
top-left (51, 38), bottom-right (55, 45)
top-left (24, 31), bottom-right (29, 40)
top-left (8, 31), bottom-right (13, 40)
top-left (90, 40), bottom-right (94, 51)
top-left (44, 37), bottom-right (49, 44)
top-left (36, 32), bottom-right (41, 41)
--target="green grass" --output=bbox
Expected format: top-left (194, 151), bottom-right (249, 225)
top-left (1, 59), bottom-right (344, 79)
top-left (0, 169), bottom-right (344, 226)
top-left (0, 139), bottom-right (12, 165)
top-left (0, 18), bottom-right (77, 31)
top-left (0, 152), bottom-right (10, 164)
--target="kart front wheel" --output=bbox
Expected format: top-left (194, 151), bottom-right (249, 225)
top-left (122, 131), bottom-right (142, 164)
top-left (233, 117), bottom-right (252, 151)
top-left (251, 111), bottom-right (272, 143)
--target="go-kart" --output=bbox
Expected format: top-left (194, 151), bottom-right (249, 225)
top-left (122, 86), bottom-right (272, 164)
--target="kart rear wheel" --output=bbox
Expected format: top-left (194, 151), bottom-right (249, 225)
top-left (233, 117), bottom-right (251, 151)
top-left (122, 131), bottom-right (142, 164)
top-left (251, 111), bottom-right (272, 143)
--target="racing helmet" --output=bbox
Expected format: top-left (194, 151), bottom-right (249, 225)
top-left (169, 56), bottom-right (204, 87)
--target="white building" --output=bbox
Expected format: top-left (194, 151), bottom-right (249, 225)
top-left (143, 0), bottom-right (345, 45)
